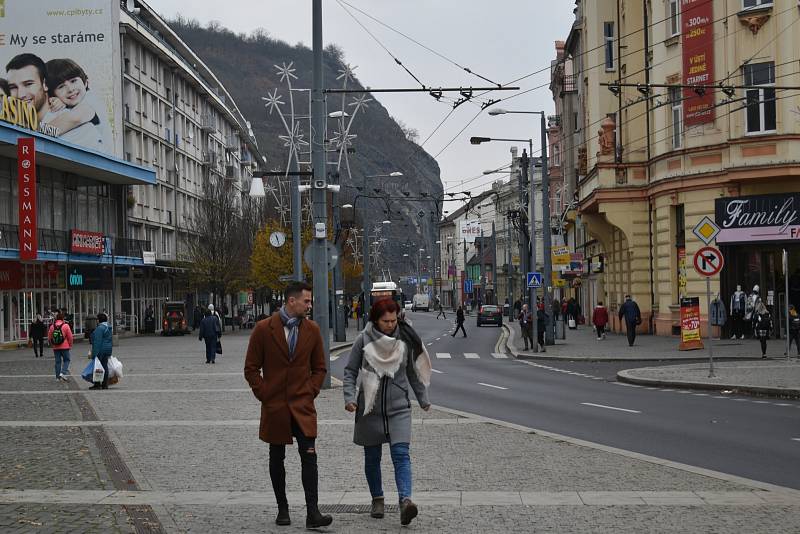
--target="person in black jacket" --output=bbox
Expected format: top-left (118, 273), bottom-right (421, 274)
top-left (452, 306), bottom-right (467, 338)
top-left (198, 309), bottom-right (221, 364)
top-left (618, 295), bottom-right (642, 347)
top-left (29, 314), bottom-right (46, 358)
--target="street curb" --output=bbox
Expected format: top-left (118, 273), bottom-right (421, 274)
top-left (430, 403), bottom-right (800, 497)
top-left (617, 368), bottom-right (800, 399)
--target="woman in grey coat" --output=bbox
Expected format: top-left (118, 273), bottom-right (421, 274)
top-left (343, 298), bottom-right (432, 526)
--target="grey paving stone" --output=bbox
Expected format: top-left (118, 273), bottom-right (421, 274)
top-left (0, 394), bottom-right (78, 421)
top-left (0, 428), bottom-right (107, 490)
top-left (0, 503), bottom-right (134, 533)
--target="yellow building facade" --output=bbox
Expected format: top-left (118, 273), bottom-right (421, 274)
top-left (566, 0), bottom-right (800, 336)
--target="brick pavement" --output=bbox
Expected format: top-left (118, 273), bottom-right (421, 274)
top-left (1, 330), bottom-right (799, 533)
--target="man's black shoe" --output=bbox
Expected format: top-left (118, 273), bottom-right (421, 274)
top-left (275, 507), bottom-right (291, 526)
top-left (306, 509), bottom-right (333, 528)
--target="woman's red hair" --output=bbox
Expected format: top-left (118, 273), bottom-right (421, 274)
top-left (369, 298), bottom-right (400, 324)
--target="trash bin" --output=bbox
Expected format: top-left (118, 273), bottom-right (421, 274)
top-left (555, 317), bottom-right (566, 340)
top-left (503, 304), bottom-right (510, 318)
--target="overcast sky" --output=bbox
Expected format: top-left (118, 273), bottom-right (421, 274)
top-left (149, 0), bottom-right (575, 203)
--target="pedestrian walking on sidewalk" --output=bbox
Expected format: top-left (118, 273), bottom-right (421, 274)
top-left (343, 297), bottom-right (432, 526)
top-left (198, 309), bottom-right (221, 364)
top-left (752, 300), bottom-right (772, 359)
top-left (517, 304), bottom-right (534, 350)
top-left (788, 305), bottom-right (800, 356)
top-left (592, 301), bottom-right (608, 340)
top-left (47, 312), bottom-right (73, 381)
top-left (618, 295), bottom-right (641, 347)
top-left (89, 313), bottom-right (113, 390)
top-left (452, 306), bottom-right (467, 337)
top-left (29, 314), bottom-right (46, 358)
top-left (536, 303), bottom-right (547, 352)
top-left (436, 296), bottom-right (447, 320)
top-left (566, 298), bottom-right (580, 329)
top-left (243, 281), bottom-right (332, 529)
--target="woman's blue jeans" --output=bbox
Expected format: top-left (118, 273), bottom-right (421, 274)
top-left (53, 349), bottom-right (70, 378)
top-left (364, 442), bottom-right (411, 502)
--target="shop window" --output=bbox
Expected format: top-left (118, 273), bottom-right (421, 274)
top-left (743, 62), bottom-right (776, 134)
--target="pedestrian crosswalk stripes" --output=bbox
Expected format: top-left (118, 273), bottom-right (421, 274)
top-left (491, 352), bottom-right (508, 359)
top-left (464, 352), bottom-right (480, 359)
top-left (436, 352), bottom-right (452, 359)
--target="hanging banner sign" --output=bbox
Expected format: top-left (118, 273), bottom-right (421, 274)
top-left (679, 296), bottom-right (704, 351)
top-left (459, 220), bottom-right (482, 243)
top-left (17, 137), bottom-right (37, 260)
top-left (682, 0), bottom-right (715, 126)
top-left (551, 245), bottom-right (571, 266)
top-left (70, 229), bottom-right (105, 255)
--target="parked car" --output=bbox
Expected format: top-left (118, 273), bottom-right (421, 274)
top-left (412, 293), bottom-right (430, 312)
top-left (160, 301), bottom-right (191, 336)
top-left (404, 300), bottom-right (413, 310)
top-left (476, 305), bottom-right (503, 327)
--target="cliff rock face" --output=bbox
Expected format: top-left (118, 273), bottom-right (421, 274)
top-left (169, 19), bottom-right (443, 277)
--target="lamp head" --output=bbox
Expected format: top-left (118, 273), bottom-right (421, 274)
top-left (488, 108), bottom-right (508, 116)
top-left (470, 136), bottom-right (491, 145)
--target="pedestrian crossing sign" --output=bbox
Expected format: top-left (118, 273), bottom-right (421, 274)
top-left (527, 272), bottom-right (542, 288)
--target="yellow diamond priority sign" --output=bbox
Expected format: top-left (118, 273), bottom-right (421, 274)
top-left (692, 216), bottom-right (720, 245)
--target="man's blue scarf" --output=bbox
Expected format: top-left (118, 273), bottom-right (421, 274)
top-left (279, 307), bottom-right (302, 359)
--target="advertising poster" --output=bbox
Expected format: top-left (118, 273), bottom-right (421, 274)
top-left (682, 0), bottom-right (715, 126)
top-left (677, 247), bottom-right (687, 297)
top-left (0, 0), bottom-right (122, 155)
top-left (459, 220), bottom-right (482, 243)
top-left (679, 296), bottom-right (704, 351)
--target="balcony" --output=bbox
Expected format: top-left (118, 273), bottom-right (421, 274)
top-left (561, 74), bottom-right (577, 94)
top-left (200, 114), bottom-right (216, 133)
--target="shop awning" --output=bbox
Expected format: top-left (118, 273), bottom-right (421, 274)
top-left (0, 122), bottom-right (156, 186)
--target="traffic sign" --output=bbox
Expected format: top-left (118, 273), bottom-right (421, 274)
top-left (693, 246), bottom-right (724, 277)
top-left (464, 279), bottom-right (473, 294)
top-left (692, 216), bottom-right (720, 245)
top-left (303, 241), bottom-right (340, 272)
top-left (278, 274), bottom-right (295, 282)
top-left (417, 209), bottom-right (426, 219)
top-left (527, 272), bottom-right (543, 288)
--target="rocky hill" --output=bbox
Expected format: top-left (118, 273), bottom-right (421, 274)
top-left (168, 18), bottom-right (443, 276)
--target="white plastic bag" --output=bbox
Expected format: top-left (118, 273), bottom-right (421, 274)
top-left (92, 357), bottom-right (105, 383)
top-left (108, 356), bottom-right (123, 379)
top-left (568, 318), bottom-right (577, 329)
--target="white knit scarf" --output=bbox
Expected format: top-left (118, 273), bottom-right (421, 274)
top-left (358, 323), bottom-right (407, 415)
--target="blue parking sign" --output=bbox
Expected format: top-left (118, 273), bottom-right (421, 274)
top-left (464, 279), bottom-right (473, 294)
top-left (527, 272), bottom-right (542, 288)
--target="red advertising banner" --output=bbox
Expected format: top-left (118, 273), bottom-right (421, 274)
top-left (70, 229), bottom-right (106, 255)
top-left (682, 0), bottom-right (715, 126)
top-left (679, 296), bottom-right (704, 351)
top-left (17, 138), bottom-right (37, 260)
top-left (0, 261), bottom-right (23, 290)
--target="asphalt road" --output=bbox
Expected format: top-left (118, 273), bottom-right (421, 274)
top-left (332, 311), bottom-right (800, 490)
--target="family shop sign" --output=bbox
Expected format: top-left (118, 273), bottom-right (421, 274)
top-left (17, 138), bottom-right (37, 260)
top-left (715, 194), bottom-right (800, 243)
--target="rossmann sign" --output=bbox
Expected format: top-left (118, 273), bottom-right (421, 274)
top-left (70, 229), bottom-right (104, 255)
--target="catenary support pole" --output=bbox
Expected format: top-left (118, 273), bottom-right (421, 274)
top-left (311, 0), bottom-right (331, 389)
top-left (540, 113), bottom-right (554, 345)
top-left (707, 276), bottom-right (714, 378)
top-left (291, 157), bottom-right (303, 282)
top-left (332, 171), bottom-right (345, 342)
top-left (526, 148), bottom-right (538, 353)
top-left (785, 249), bottom-right (790, 360)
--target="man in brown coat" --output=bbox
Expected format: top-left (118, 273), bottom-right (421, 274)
top-left (244, 281), bottom-right (332, 529)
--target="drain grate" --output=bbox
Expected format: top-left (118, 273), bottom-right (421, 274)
top-left (124, 504), bottom-right (166, 534)
top-left (318, 504), bottom-right (399, 514)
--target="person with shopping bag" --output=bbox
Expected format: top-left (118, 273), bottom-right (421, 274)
top-left (89, 313), bottom-right (113, 390)
top-left (199, 309), bottom-right (222, 364)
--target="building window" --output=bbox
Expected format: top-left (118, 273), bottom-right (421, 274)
top-left (552, 144), bottom-right (560, 166)
top-left (743, 62), bottom-right (776, 134)
top-left (604, 22), bottom-right (615, 70)
top-left (668, 0), bottom-right (680, 37)
top-left (669, 86), bottom-right (682, 149)
top-left (743, 0), bottom-right (772, 8)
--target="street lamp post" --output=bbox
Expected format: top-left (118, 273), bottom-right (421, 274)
top-left (487, 109), bottom-right (554, 346)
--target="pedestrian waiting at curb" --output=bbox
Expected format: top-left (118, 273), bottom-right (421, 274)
top-left (752, 300), bottom-right (772, 359)
top-left (243, 281), bottom-right (332, 529)
top-left (48, 312), bottom-right (73, 381)
top-left (343, 297), bottom-right (432, 526)
top-left (198, 309), bottom-right (221, 364)
top-left (592, 301), bottom-right (608, 340)
top-left (788, 304), bottom-right (800, 356)
top-left (89, 313), bottom-right (113, 390)
top-left (618, 295), bottom-right (641, 347)
top-left (517, 304), bottom-right (534, 351)
top-left (29, 314), bottom-right (46, 358)
top-left (452, 306), bottom-right (467, 337)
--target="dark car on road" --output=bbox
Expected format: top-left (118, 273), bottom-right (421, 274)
top-left (476, 305), bottom-right (503, 327)
top-left (161, 301), bottom-right (191, 336)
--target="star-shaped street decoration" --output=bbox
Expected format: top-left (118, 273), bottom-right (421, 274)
top-left (336, 64), bottom-right (357, 84)
top-left (275, 62), bottom-right (298, 84)
top-left (262, 89), bottom-right (284, 114)
top-left (349, 94), bottom-right (372, 111)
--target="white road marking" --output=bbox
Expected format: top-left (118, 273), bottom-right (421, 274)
top-left (491, 352), bottom-right (508, 359)
top-left (775, 403), bottom-right (792, 407)
top-left (436, 337), bottom-right (441, 341)
top-left (792, 438), bottom-right (800, 442)
top-left (478, 382), bottom-right (508, 390)
top-left (436, 353), bottom-right (451, 359)
top-left (431, 369), bottom-right (444, 374)
top-left (464, 353), bottom-right (480, 359)
top-left (426, 342), bottom-right (435, 346)
top-left (581, 403), bottom-right (641, 414)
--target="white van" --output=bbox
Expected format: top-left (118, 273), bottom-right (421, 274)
top-left (411, 293), bottom-right (430, 312)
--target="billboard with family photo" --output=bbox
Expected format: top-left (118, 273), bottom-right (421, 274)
top-left (0, 0), bottom-right (122, 156)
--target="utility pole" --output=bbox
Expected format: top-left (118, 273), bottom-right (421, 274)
top-left (361, 193), bottom-right (370, 328)
top-left (331, 171), bottom-right (345, 342)
top-left (491, 220), bottom-right (497, 306)
top-left (291, 156), bottom-right (303, 282)
top-left (540, 113), bottom-right (554, 345)
top-left (524, 149), bottom-right (538, 353)
top-left (311, 0), bottom-right (331, 388)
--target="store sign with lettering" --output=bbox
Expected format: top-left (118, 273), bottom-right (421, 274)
top-left (459, 220), bottom-right (482, 243)
top-left (17, 137), bottom-right (37, 260)
top-left (682, 0), bottom-right (715, 126)
top-left (70, 229), bottom-right (105, 255)
top-left (679, 297), bottom-right (704, 351)
top-left (715, 194), bottom-right (800, 243)
top-left (0, 261), bottom-right (23, 290)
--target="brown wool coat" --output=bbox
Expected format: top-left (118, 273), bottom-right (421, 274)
top-left (244, 312), bottom-right (327, 444)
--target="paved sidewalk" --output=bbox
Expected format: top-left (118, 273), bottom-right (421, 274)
top-left (618, 360), bottom-right (800, 398)
top-left (1, 333), bottom-right (799, 532)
